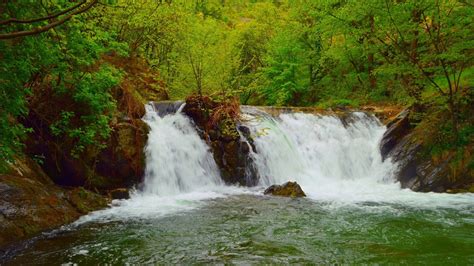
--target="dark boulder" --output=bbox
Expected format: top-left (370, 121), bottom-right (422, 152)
top-left (264, 181), bottom-right (306, 197)
top-left (23, 116), bottom-right (148, 192)
top-left (93, 118), bottom-right (149, 190)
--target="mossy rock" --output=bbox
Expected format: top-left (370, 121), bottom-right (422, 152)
top-left (68, 187), bottom-right (108, 214)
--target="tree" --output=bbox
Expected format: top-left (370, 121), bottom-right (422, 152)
top-left (376, 0), bottom-right (473, 137)
top-left (0, 1), bottom-right (123, 170)
top-left (171, 15), bottom-right (238, 98)
top-left (261, 28), bottom-right (308, 106)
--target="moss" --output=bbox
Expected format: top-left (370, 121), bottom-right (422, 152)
top-left (68, 187), bottom-right (108, 214)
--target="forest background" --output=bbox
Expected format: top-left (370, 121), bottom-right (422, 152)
top-left (0, 0), bottom-right (472, 172)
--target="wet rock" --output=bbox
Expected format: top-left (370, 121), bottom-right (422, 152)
top-left (182, 95), bottom-right (217, 129)
top-left (93, 118), bottom-right (148, 190)
top-left (0, 159), bottom-right (107, 249)
top-left (380, 108), bottom-right (412, 160)
top-left (264, 181), bottom-right (306, 197)
top-left (109, 188), bottom-right (130, 200)
top-left (151, 101), bottom-right (184, 117)
top-left (23, 116), bottom-right (148, 192)
top-left (380, 107), bottom-right (473, 192)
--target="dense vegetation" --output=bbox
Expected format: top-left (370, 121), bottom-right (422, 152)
top-left (0, 0), bottom-right (472, 172)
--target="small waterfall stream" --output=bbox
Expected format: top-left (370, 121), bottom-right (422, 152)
top-left (142, 104), bottom-right (222, 196)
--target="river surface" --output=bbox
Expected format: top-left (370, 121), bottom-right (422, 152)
top-left (4, 191), bottom-right (474, 264)
top-left (2, 104), bottom-right (473, 264)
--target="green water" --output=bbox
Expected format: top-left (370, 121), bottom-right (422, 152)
top-left (3, 194), bottom-right (473, 265)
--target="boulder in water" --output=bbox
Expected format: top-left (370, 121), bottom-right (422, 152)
top-left (264, 181), bottom-right (306, 197)
top-left (109, 188), bottom-right (130, 200)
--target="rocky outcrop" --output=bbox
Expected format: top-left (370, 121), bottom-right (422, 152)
top-left (380, 109), bottom-right (413, 160)
top-left (151, 101), bottom-right (184, 117)
top-left (381, 108), bottom-right (473, 192)
top-left (182, 96), bottom-right (257, 186)
top-left (0, 157), bottom-right (108, 250)
top-left (264, 181), bottom-right (306, 197)
top-left (22, 116), bottom-right (148, 192)
top-left (92, 118), bottom-right (148, 190)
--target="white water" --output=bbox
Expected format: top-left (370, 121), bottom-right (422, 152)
top-left (242, 107), bottom-right (473, 207)
top-left (142, 104), bottom-right (223, 195)
top-left (74, 104), bottom-right (252, 224)
top-left (75, 105), bottom-right (473, 225)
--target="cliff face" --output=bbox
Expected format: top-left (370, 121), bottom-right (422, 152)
top-left (380, 108), bottom-right (473, 193)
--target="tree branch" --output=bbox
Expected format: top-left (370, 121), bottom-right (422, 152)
top-left (0, 1), bottom-right (87, 26)
top-left (0, 0), bottom-right (98, 40)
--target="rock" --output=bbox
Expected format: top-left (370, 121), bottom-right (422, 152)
top-left (182, 95), bottom-right (217, 129)
top-left (151, 101), bottom-right (184, 117)
top-left (264, 181), bottom-right (306, 197)
top-left (93, 118), bottom-right (148, 190)
top-left (182, 96), bottom-right (258, 186)
top-left (109, 188), bottom-right (130, 200)
top-left (380, 108), bottom-right (412, 160)
top-left (22, 116), bottom-right (148, 192)
top-left (380, 107), bottom-right (473, 192)
top-left (0, 158), bottom-right (107, 249)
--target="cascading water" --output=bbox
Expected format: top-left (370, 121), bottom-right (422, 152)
top-left (241, 107), bottom-right (402, 202)
top-left (240, 107), bottom-right (472, 206)
top-left (141, 104), bottom-right (403, 202)
top-left (142, 103), bottom-right (222, 195)
top-left (74, 103), bottom-right (238, 223)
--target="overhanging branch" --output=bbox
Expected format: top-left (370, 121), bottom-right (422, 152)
top-left (0, 1), bottom-right (87, 26)
top-left (0, 0), bottom-right (98, 40)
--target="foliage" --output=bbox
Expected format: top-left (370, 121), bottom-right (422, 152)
top-left (0, 0), bottom-right (472, 171)
top-left (0, 1), bottom-right (124, 170)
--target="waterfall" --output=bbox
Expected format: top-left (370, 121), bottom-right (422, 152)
top-left (75, 103), bottom-right (472, 224)
top-left (241, 107), bottom-right (398, 202)
top-left (140, 103), bottom-right (398, 200)
top-left (142, 104), bottom-right (222, 196)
